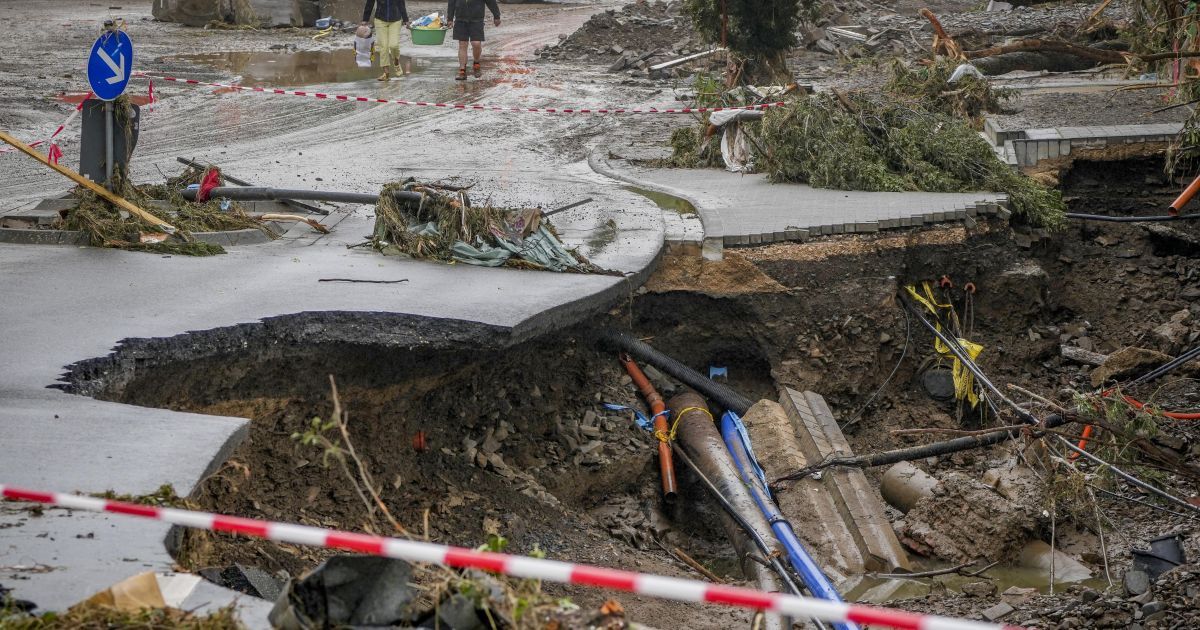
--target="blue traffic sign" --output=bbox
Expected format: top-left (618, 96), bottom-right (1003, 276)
top-left (87, 30), bottom-right (134, 101)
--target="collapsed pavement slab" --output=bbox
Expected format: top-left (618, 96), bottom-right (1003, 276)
top-left (591, 153), bottom-right (1006, 258)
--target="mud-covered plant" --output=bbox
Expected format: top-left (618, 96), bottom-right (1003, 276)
top-left (683, 0), bottom-right (806, 84)
top-left (438, 536), bottom-right (570, 629)
top-left (291, 375), bottom-right (413, 537)
top-left (60, 164), bottom-right (270, 256)
top-left (885, 59), bottom-right (1014, 123)
top-left (0, 603), bottom-right (243, 629)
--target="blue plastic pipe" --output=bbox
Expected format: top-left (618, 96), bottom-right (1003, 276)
top-left (720, 411), bottom-right (858, 630)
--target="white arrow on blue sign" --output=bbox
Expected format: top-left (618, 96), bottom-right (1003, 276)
top-left (87, 30), bottom-right (134, 101)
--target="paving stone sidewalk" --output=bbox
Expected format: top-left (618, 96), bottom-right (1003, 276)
top-left (592, 155), bottom-right (1008, 255)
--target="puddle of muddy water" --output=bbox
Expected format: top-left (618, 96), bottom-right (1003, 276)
top-left (625, 186), bottom-right (697, 215)
top-left (845, 564), bottom-right (1111, 604)
top-left (169, 50), bottom-right (431, 87)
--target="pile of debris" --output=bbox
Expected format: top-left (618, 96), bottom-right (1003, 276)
top-left (535, 1), bottom-right (707, 74)
top-left (61, 165), bottom-right (273, 256)
top-left (665, 81), bottom-right (1064, 227)
top-left (371, 179), bottom-right (601, 273)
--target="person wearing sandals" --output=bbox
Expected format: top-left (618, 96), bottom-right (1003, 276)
top-left (361, 0), bottom-right (409, 81)
top-left (446, 0), bottom-right (500, 80)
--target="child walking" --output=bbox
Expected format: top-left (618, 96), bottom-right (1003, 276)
top-left (361, 0), bottom-right (409, 81)
top-left (446, 0), bottom-right (500, 80)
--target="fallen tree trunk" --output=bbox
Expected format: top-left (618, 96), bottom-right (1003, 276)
top-left (964, 39), bottom-right (1125, 64)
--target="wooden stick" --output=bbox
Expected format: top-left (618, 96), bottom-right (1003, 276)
top-left (0, 130), bottom-right (176, 234)
top-left (870, 560), bottom-right (975, 579)
top-left (671, 546), bottom-right (726, 584)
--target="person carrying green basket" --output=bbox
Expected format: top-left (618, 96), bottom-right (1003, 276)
top-left (446, 0), bottom-right (500, 80)
top-left (362, 0), bottom-right (409, 81)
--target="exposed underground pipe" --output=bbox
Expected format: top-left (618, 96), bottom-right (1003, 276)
top-left (1064, 212), bottom-right (1200, 222)
top-left (668, 392), bottom-right (786, 630)
top-left (669, 445), bottom-right (806, 599)
top-left (602, 330), bottom-right (755, 414)
top-left (619, 354), bottom-right (678, 502)
top-left (772, 414), bottom-right (1070, 485)
top-left (180, 186), bottom-right (425, 205)
top-left (1168, 171), bottom-right (1200, 214)
top-left (175, 157), bottom-right (329, 215)
top-left (719, 411), bottom-right (856, 630)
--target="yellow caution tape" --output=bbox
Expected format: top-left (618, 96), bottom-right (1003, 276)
top-left (659, 406), bottom-right (714, 442)
top-left (906, 282), bottom-right (983, 406)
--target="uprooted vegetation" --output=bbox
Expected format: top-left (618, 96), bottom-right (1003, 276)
top-left (664, 69), bottom-right (1065, 227)
top-left (58, 164), bottom-right (272, 257)
top-left (371, 179), bottom-right (603, 273)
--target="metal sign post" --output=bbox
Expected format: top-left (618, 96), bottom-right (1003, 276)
top-left (86, 20), bottom-right (134, 190)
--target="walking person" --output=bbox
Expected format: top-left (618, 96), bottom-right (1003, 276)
top-left (446, 0), bottom-right (500, 80)
top-left (361, 0), bottom-right (409, 81)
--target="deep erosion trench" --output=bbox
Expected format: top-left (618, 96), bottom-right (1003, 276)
top-left (60, 208), bottom-right (1200, 626)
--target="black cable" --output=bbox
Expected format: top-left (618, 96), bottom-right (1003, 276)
top-left (901, 293), bottom-right (1200, 517)
top-left (841, 305), bottom-right (911, 430)
top-left (670, 445), bottom-right (804, 597)
top-left (1090, 485), bottom-right (1200, 521)
top-left (672, 446), bottom-right (836, 630)
top-left (1125, 345), bottom-right (1200, 389)
top-left (1064, 212), bottom-right (1200, 222)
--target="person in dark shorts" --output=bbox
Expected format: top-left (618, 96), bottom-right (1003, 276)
top-left (447, 0), bottom-right (500, 80)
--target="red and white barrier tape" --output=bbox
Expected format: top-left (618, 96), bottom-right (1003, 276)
top-left (134, 72), bottom-right (784, 115)
top-left (0, 484), bottom-right (1015, 630)
top-left (0, 93), bottom-right (91, 161)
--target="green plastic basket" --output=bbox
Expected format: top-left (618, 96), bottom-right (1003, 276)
top-left (410, 26), bottom-right (447, 46)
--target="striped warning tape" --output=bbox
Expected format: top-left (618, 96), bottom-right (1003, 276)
top-left (133, 72), bottom-right (785, 115)
top-left (0, 92), bottom-right (91, 159)
top-left (0, 484), bottom-right (1016, 630)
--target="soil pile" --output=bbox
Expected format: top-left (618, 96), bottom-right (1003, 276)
top-left (536, 1), bottom-right (703, 69)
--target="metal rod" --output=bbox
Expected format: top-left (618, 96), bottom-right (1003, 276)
top-left (542, 197), bottom-right (593, 218)
top-left (175, 157), bottom-right (328, 215)
top-left (104, 101), bottom-right (114, 191)
top-left (619, 354), bottom-right (678, 502)
top-left (180, 186), bottom-right (424, 205)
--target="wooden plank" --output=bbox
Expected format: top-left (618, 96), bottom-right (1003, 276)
top-left (0, 131), bottom-right (176, 234)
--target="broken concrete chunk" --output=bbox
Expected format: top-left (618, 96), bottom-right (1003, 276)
top-left (981, 602), bottom-right (1015, 622)
top-left (1125, 569), bottom-right (1151, 596)
top-left (896, 471), bottom-right (1038, 563)
top-left (1151, 309), bottom-right (1192, 352)
top-left (880, 462), bottom-right (938, 513)
top-left (1018, 540), bottom-right (1093, 583)
top-left (1090, 346), bottom-right (1173, 387)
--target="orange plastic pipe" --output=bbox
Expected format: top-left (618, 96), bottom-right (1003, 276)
top-left (620, 354), bottom-right (679, 502)
top-left (1169, 172), bottom-right (1200, 215)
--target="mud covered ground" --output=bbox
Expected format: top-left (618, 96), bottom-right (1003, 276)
top-left (5, 0), bottom-right (1200, 628)
top-left (67, 188), bottom-right (1200, 627)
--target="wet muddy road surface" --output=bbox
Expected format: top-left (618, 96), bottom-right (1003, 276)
top-left (0, 0), bottom-right (685, 266)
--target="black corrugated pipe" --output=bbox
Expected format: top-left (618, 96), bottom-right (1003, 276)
top-left (1064, 212), bottom-right (1200, 222)
top-left (601, 329), bottom-right (755, 414)
top-left (180, 186), bottom-right (425, 205)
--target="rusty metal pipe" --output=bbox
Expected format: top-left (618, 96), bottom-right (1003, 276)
top-left (668, 393), bottom-right (784, 608)
top-left (619, 354), bottom-right (678, 503)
